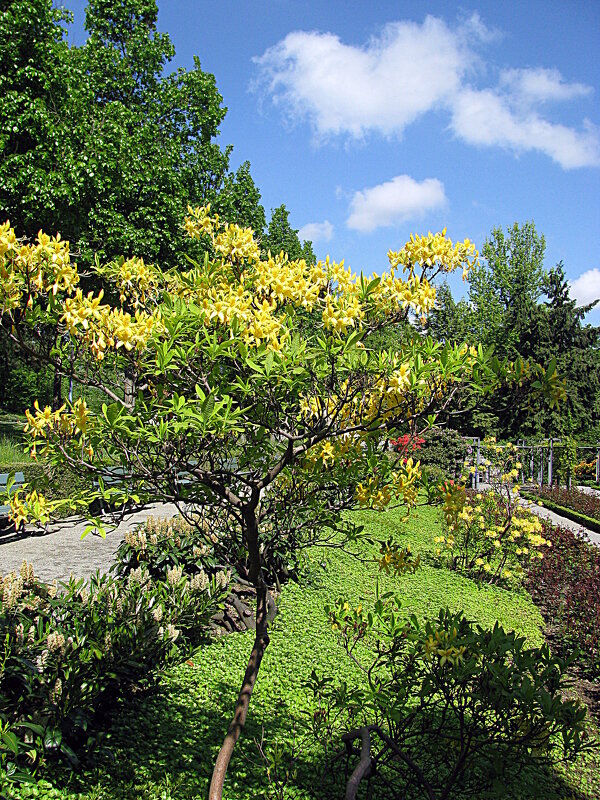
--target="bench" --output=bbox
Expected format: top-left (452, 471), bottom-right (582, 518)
top-left (92, 467), bottom-right (129, 515)
top-left (0, 471), bottom-right (26, 532)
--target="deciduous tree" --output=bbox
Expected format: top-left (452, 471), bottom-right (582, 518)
top-left (0, 0), bottom-right (265, 270)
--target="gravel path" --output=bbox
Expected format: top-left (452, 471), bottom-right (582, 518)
top-left (0, 503), bottom-right (180, 584)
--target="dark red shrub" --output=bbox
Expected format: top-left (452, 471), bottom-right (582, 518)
top-left (526, 520), bottom-right (600, 675)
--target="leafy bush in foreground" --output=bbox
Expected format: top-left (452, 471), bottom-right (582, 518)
top-left (526, 521), bottom-right (600, 676)
top-left (311, 595), bottom-right (589, 800)
top-left (0, 545), bottom-right (229, 784)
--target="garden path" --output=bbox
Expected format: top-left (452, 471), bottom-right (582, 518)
top-left (1, 494), bottom-right (598, 585)
top-left (0, 503), bottom-right (179, 584)
top-left (577, 485), bottom-right (600, 498)
top-left (519, 497), bottom-right (600, 548)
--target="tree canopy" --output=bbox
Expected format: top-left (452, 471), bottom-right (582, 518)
top-left (0, 0), bottom-right (266, 270)
top-left (0, 0), bottom-right (279, 413)
top-left (426, 221), bottom-right (599, 440)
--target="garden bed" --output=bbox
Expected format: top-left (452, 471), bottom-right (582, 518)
top-left (521, 486), bottom-right (600, 534)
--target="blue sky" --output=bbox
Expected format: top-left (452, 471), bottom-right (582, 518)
top-left (64, 1), bottom-right (600, 323)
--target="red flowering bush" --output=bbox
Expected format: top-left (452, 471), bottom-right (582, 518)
top-left (390, 434), bottom-right (425, 457)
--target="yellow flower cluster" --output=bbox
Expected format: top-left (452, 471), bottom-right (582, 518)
top-left (355, 476), bottom-right (392, 510)
top-left (422, 627), bottom-right (467, 667)
top-left (355, 458), bottom-right (421, 510)
top-left (215, 223), bottom-right (261, 265)
top-left (0, 223), bottom-right (78, 311)
top-left (441, 482), bottom-right (466, 528)
top-left (9, 488), bottom-right (56, 528)
top-left (62, 292), bottom-right (162, 359)
top-left (113, 257), bottom-right (162, 307)
top-left (304, 435), bottom-right (363, 468)
top-left (182, 208), bottom-right (476, 348)
top-left (185, 204), bottom-right (261, 265)
top-left (25, 400), bottom-right (73, 441)
top-left (379, 541), bottom-right (419, 576)
top-left (388, 229), bottom-right (478, 281)
top-left (255, 252), bottom-right (321, 307)
top-left (24, 398), bottom-right (94, 462)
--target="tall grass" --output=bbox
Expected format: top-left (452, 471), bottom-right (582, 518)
top-left (0, 435), bottom-right (26, 466)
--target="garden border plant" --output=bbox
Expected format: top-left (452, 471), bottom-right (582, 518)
top-left (521, 485), bottom-right (600, 534)
top-left (310, 593), bottom-right (589, 800)
top-left (0, 515), bottom-right (231, 785)
top-left (526, 519), bottom-right (600, 677)
top-left (433, 439), bottom-right (552, 586)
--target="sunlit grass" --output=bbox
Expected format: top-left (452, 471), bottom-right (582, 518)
top-left (0, 435), bottom-right (26, 466)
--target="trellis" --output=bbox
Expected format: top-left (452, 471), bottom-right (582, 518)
top-left (464, 437), bottom-right (600, 490)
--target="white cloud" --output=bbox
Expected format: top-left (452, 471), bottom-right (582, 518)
top-left (254, 16), bottom-right (470, 139)
top-left (499, 67), bottom-right (593, 104)
top-left (255, 16), bottom-right (600, 169)
top-left (346, 175), bottom-right (446, 233)
top-left (298, 220), bottom-right (334, 242)
top-left (450, 88), bottom-right (600, 169)
top-left (569, 268), bottom-right (600, 307)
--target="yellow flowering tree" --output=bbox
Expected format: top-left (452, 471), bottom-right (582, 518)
top-left (0, 214), bottom-right (561, 798)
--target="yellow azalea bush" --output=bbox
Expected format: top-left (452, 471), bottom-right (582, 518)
top-left (574, 457), bottom-right (597, 479)
top-left (436, 439), bottom-right (551, 584)
top-left (0, 213), bottom-right (565, 798)
top-left (0, 214), bottom-right (496, 530)
top-left (312, 597), bottom-right (588, 800)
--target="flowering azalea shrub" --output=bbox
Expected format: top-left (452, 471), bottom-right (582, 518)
top-left (435, 440), bottom-right (551, 584)
top-left (389, 433), bottom-right (424, 454)
top-left (526, 521), bottom-right (600, 676)
top-left (0, 215), bottom-right (567, 797)
top-left (307, 593), bottom-right (588, 800)
top-left (0, 550), bottom-right (228, 780)
top-left (574, 457), bottom-right (597, 480)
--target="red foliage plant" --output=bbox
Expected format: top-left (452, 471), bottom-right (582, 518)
top-left (526, 520), bottom-right (600, 675)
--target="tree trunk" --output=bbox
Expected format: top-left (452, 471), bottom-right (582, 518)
top-left (52, 362), bottom-right (62, 411)
top-left (124, 363), bottom-right (136, 408)
top-left (208, 584), bottom-right (270, 800)
top-left (209, 507), bottom-right (269, 799)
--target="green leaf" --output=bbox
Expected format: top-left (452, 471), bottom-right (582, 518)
top-left (1, 731), bottom-right (19, 755)
top-left (202, 393), bottom-right (215, 419)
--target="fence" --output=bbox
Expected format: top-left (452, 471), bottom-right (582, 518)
top-left (464, 437), bottom-right (600, 491)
